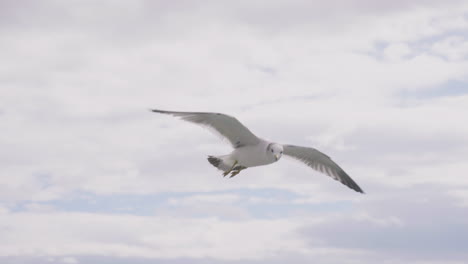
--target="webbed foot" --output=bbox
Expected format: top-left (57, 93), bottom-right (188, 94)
top-left (223, 160), bottom-right (238, 177)
top-left (229, 166), bottom-right (247, 178)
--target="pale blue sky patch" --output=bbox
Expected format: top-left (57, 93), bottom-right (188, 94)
top-left (398, 79), bottom-right (468, 99)
top-left (8, 189), bottom-right (353, 219)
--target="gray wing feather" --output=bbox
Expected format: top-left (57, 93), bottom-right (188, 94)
top-left (151, 109), bottom-right (260, 148)
top-left (283, 144), bottom-right (364, 193)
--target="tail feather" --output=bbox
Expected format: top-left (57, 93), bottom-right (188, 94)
top-left (207, 155), bottom-right (233, 171)
top-left (208, 156), bottom-right (221, 168)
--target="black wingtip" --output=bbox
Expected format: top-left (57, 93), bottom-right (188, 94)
top-left (353, 185), bottom-right (365, 194)
top-left (150, 108), bottom-right (169, 114)
top-left (337, 170), bottom-right (364, 194)
top-left (351, 182), bottom-right (364, 194)
top-left (355, 183), bottom-right (365, 194)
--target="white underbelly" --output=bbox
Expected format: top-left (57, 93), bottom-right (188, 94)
top-left (231, 145), bottom-right (276, 168)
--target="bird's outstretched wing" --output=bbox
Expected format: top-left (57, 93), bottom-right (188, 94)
top-left (151, 109), bottom-right (260, 148)
top-left (283, 145), bottom-right (364, 193)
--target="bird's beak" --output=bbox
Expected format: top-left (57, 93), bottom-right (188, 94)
top-left (275, 154), bottom-right (280, 161)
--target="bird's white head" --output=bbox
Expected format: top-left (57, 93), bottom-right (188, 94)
top-left (267, 143), bottom-right (283, 162)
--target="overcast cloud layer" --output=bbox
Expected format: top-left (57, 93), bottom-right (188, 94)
top-left (1, 0), bottom-right (468, 263)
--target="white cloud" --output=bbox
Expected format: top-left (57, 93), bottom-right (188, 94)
top-left (447, 189), bottom-right (468, 207)
top-left (168, 194), bottom-right (241, 205)
top-left (432, 36), bottom-right (468, 60)
top-left (0, 206), bottom-right (8, 215)
top-left (0, 212), bottom-right (308, 260)
top-left (61, 257), bottom-right (79, 264)
top-left (383, 43), bottom-right (412, 61)
top-left (1, 0), bottom-right (468, 263)
top-left (3, 189), bottom-right (467, 263)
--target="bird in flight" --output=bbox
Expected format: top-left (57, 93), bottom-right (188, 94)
top-left (151, 109), bottom-right (364, 193)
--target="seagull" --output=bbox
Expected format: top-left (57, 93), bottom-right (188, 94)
top-left (151, 109), bottom-right (364, 193)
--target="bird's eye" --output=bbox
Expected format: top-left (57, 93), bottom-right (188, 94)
top-left (271, 149), bottom-right (273, 152)
top-left (280, 151), bottom-right (283, 154)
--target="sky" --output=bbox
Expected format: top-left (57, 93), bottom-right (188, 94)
top-left (1, 0), bottom-right (468, 263)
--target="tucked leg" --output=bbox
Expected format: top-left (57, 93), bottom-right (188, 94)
top-left (223, 160), bottom-right (238, 177)
top-left (229, 166), bottom-right (246, 178)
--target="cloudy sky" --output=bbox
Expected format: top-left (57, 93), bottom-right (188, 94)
top-left (1, 0), bottom-right (468, 263)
